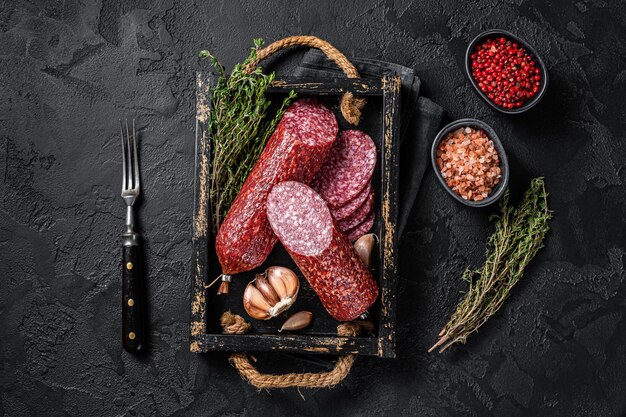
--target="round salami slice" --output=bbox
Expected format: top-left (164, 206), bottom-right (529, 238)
top-left (266, 181), bottom-right (333, 256)
top-left (267, 181), bottom-right (379, 321)
top-left (338, 190), bottom-right (374, 233)
top-left (330, 183), bottom-right (371, 222)
top-left (347, 210), bottom-right (375, 242)
top-left (311, 130), bottom-right (376, 208)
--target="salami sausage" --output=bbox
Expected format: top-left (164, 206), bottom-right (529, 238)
top-left (215, 99), bottom-right (338, 275)
top-left (346, 210), bottom-right (375, 242)
top-left (311, 130), bottom-right (376, 207)
top-left (330, 183), bottom-right (371, 222)
top-left (337, 190), bottom-right (374, 233)
top-left (266, 181), bottom-right (379, 321)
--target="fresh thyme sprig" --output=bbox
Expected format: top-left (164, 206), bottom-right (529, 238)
top-left (200, 39), bottom-right (296, 232)
top-left (430, 177), bottom-right (552, 353)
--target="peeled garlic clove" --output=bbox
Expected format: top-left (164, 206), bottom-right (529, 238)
top-left (280, 311), bottom-right (313, 332)
top-left (354, 233), bottom-right (377, 268)
top-left (242, 266), bottom-right (300, 320)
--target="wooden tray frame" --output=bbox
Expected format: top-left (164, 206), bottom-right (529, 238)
top-left (190, 73), bottom-right (401, 357)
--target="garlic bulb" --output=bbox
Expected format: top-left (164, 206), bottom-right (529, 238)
top-left (243, 266), bottom-right (299, 320)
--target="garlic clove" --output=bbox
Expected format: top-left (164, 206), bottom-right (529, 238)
top-left (254, 273), bottom-right (280, 305)
top-left (354, 233), bottom-right (377, 269)
top-left (243, 282), bottom-right (273, 320)
top-left (245, 303), bottom-right (271, 321)
top-left (280, 311), bottom-right (313, 332)
top-left (267, 266), bottom-right (299, 300)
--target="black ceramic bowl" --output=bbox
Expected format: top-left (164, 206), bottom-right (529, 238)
top-left (465, 29), bottom-right (549, 114)
top-left (431, 119), bottom-right (509, 207)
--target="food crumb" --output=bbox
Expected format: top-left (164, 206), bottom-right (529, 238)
top-left (436, 127), bottom-right (501, 202)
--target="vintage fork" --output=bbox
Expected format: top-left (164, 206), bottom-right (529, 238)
top-left (120, 120), bottom-right (144, 353)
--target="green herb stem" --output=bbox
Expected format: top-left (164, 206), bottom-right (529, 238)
top-left (200, 39), bottom-right (296, 231)
top-left (430, 177), bottom-right (552, 353)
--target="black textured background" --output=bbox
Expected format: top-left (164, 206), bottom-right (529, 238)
top-left (1, 1), bottom-right (625, 416)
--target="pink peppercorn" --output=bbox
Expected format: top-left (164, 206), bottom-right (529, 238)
top-left (470, 37), bottom-right (541, 109)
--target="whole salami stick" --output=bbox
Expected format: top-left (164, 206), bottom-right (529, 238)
top-left (215, 99), bottom-right (338, 280)
top-left (267, 181), bottom-right (379, 321)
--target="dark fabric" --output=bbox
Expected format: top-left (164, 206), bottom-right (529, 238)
top-left (295, 49), bottom-right (446, 237)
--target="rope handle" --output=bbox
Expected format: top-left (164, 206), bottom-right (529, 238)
top-left (221, 311), bottom-right (373, 389)
top-left (244, 35), bottom-right (366, 125)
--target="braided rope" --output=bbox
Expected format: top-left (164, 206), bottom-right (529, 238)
top-left (220, 311), bottom-right (372, 389)
top-left (244, 35), bottom-right (366, 125)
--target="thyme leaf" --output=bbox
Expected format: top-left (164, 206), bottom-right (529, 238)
top-left (430, 177), bottom-right (552, 353)
top-left (200, 39), bottom-right (297, 232)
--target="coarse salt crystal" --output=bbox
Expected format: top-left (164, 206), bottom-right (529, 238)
top-left (436, 126), bottom-right (501, 202)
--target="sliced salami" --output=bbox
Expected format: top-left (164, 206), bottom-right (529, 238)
top-left (330, 183), bottom-right (371, 222)
top-left (215, 99), bottom-right (338, 275)
top-left (267, 181), bottom-right (379, 321)
top-left (311, 130), bottom-right (376, 208)
top-left (337, 190), bottom-right (374, 233)
top-left (347, 210), bottom-right (375, 242)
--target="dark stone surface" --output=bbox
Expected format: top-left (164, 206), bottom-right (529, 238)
top-left (1, 1), bottom-right (625, 416)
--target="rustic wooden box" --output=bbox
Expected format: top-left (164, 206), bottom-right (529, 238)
top-left (190, 73), bottom-right (400, 357)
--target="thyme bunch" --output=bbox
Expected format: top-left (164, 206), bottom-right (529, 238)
top-left (430, 177), bottom-right (552, 353)
top-left (200, 39), bottom-right (296, 231)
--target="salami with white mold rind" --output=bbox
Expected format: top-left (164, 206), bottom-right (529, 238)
top-left (266, 181), bottom-right (379, 321)
top-left (311, 130), bottom-right (377, 207)
top-left (215, 99), bottom-right (338, 275)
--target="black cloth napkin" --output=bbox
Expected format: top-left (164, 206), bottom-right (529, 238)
top-left (295, 50), bottom-right (447, 237)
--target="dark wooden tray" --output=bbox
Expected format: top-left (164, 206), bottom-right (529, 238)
top-left (190, 73), bottom-right (400, 357)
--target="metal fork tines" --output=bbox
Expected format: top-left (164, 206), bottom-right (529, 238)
top-left (120, 119), bottom-right (140, 246)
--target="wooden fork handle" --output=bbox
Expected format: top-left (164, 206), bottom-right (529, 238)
top-left (122, 244), bottom-right (144, 353)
